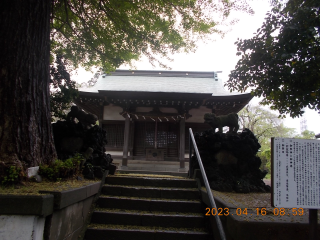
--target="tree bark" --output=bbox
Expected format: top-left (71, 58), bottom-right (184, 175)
top-left (0, 0), bottom-right (56, 168)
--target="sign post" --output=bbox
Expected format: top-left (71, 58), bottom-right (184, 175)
top-left (271, 138), bottom-right (320, 240)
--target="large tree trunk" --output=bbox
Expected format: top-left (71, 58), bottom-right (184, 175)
top-left (0, 0), bottom-right (56, 169)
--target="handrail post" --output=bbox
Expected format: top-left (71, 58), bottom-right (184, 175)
top-left (189, 131), bottom-right (192, 178)
top-left (189, 128), bottom-right (226, 240)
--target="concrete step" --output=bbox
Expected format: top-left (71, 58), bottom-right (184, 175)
top-left (85, 225), bottom-right (211, 240)
top-left (112, 159), bottom-right (189, 174)
top-left (119, 167), bottom-right (188, 173)
top-left (117, 169), bottom-right (188, 177)
top-left (85, 174), bottom-right (210, 240)
top-left (102, 184), bottom-right (200, 200)
top-left (91, 210), bottom-right (205, 228)
top-left (97, 196), bottom-right (203, 213)
top-left (106, 176), bottom-right (197, 188)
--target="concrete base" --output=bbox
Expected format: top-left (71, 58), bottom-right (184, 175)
top-left (0, 215), bottom-right (45, 240)
top-left (46, 196), bottom-right (94, 240)
top-left (0, 181), bottom-right (103, 240)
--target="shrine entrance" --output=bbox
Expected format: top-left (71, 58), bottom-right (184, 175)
top-left (133, 121), bottom-right (179, 160)
top-left (76, 70), bottom-right (254, 169)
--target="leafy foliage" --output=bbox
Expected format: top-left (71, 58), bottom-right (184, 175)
top-left (238, 104), bottom-right (296, 172)
top-left (77, 68), bottom-right (103, 88)
top-left (39, 153), bottom-right (84, 181)
top-left (294, 129), bottom-right (316, 139)
top-left (226, 0), bottom-right (320, 118)
top-left (50, 55), bottom-right (78, 120)
top-left (239, 105), bottom-right (317, 173)
top-left (48, 0), bottom-right (254, 119)
top-left (238, 104), bottom-right (295, 145)
top-left (259, 148), bottom-right (271, 173)
top-left (0, 166), bottom-right (22, 185)
top-left (51, 0), bottom-right (253, 71)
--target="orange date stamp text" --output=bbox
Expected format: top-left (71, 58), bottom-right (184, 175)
top-left (205, 207), bottom-right (304, 216)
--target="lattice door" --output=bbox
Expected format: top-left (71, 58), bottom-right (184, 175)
top-left (133, 122), bottom-right (179, 159)
top-left (133, 122), bottom-right (155, 156)
top-left (164, 123), bottom-right (179, 158)
top-left (103, 123), bottom-right (124, 148)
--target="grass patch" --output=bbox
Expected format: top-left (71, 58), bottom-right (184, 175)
top-left (0, 178), bottom-right (98, 195)
top-left (106, 183), bottom-right (197, 191)
top-left (100, 194), bottom-right (201, 202)
top-left (88, 223), bottom-right (208, 232)
top-left (95, 207), bottom-right (203, 216)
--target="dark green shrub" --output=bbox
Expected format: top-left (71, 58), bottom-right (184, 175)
top-left (39, 153), bottom-right (84, 181)
top-left (1, 166), bottom-right (21, 185)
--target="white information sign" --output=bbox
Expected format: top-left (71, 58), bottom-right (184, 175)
top-left (272, 138), bottom-right (320, 208)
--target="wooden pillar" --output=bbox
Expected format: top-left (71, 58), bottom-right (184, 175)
top-left (179, 117), bottom-right (185, 169)
top-left (122, 115), bottom-right (130, 168)
top-left (98, 105), bottom-right (104, 127)
top-left (154, 120), bottom-right (158, 149)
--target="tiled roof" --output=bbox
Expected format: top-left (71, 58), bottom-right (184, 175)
top-left (79, 70), bottom-right (240, 96)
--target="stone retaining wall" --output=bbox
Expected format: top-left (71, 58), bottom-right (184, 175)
top-left (0, 180), bottom-right (103, 240)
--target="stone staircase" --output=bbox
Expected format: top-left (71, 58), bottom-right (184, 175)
top-left (112, 159), bottom-right (189, 173)
top-left (84, 174), bottom-right (212, 240)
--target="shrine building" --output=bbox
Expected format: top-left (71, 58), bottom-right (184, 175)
top-left (75, 69), bottom-right (252, 169)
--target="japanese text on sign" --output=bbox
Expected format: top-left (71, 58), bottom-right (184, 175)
top-left (272, 138), bottom-right (320, 208)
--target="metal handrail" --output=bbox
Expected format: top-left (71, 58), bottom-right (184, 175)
top-left (189, 128), bottom-right (226, 240)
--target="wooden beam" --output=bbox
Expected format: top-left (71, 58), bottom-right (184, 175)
top-left (179, 117), bottom-right (186, 169)
top-left (122, 115), bottom-right (130, 167)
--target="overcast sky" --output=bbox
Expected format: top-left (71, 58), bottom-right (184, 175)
top-left (73, 1), bottom-right (320, 135)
